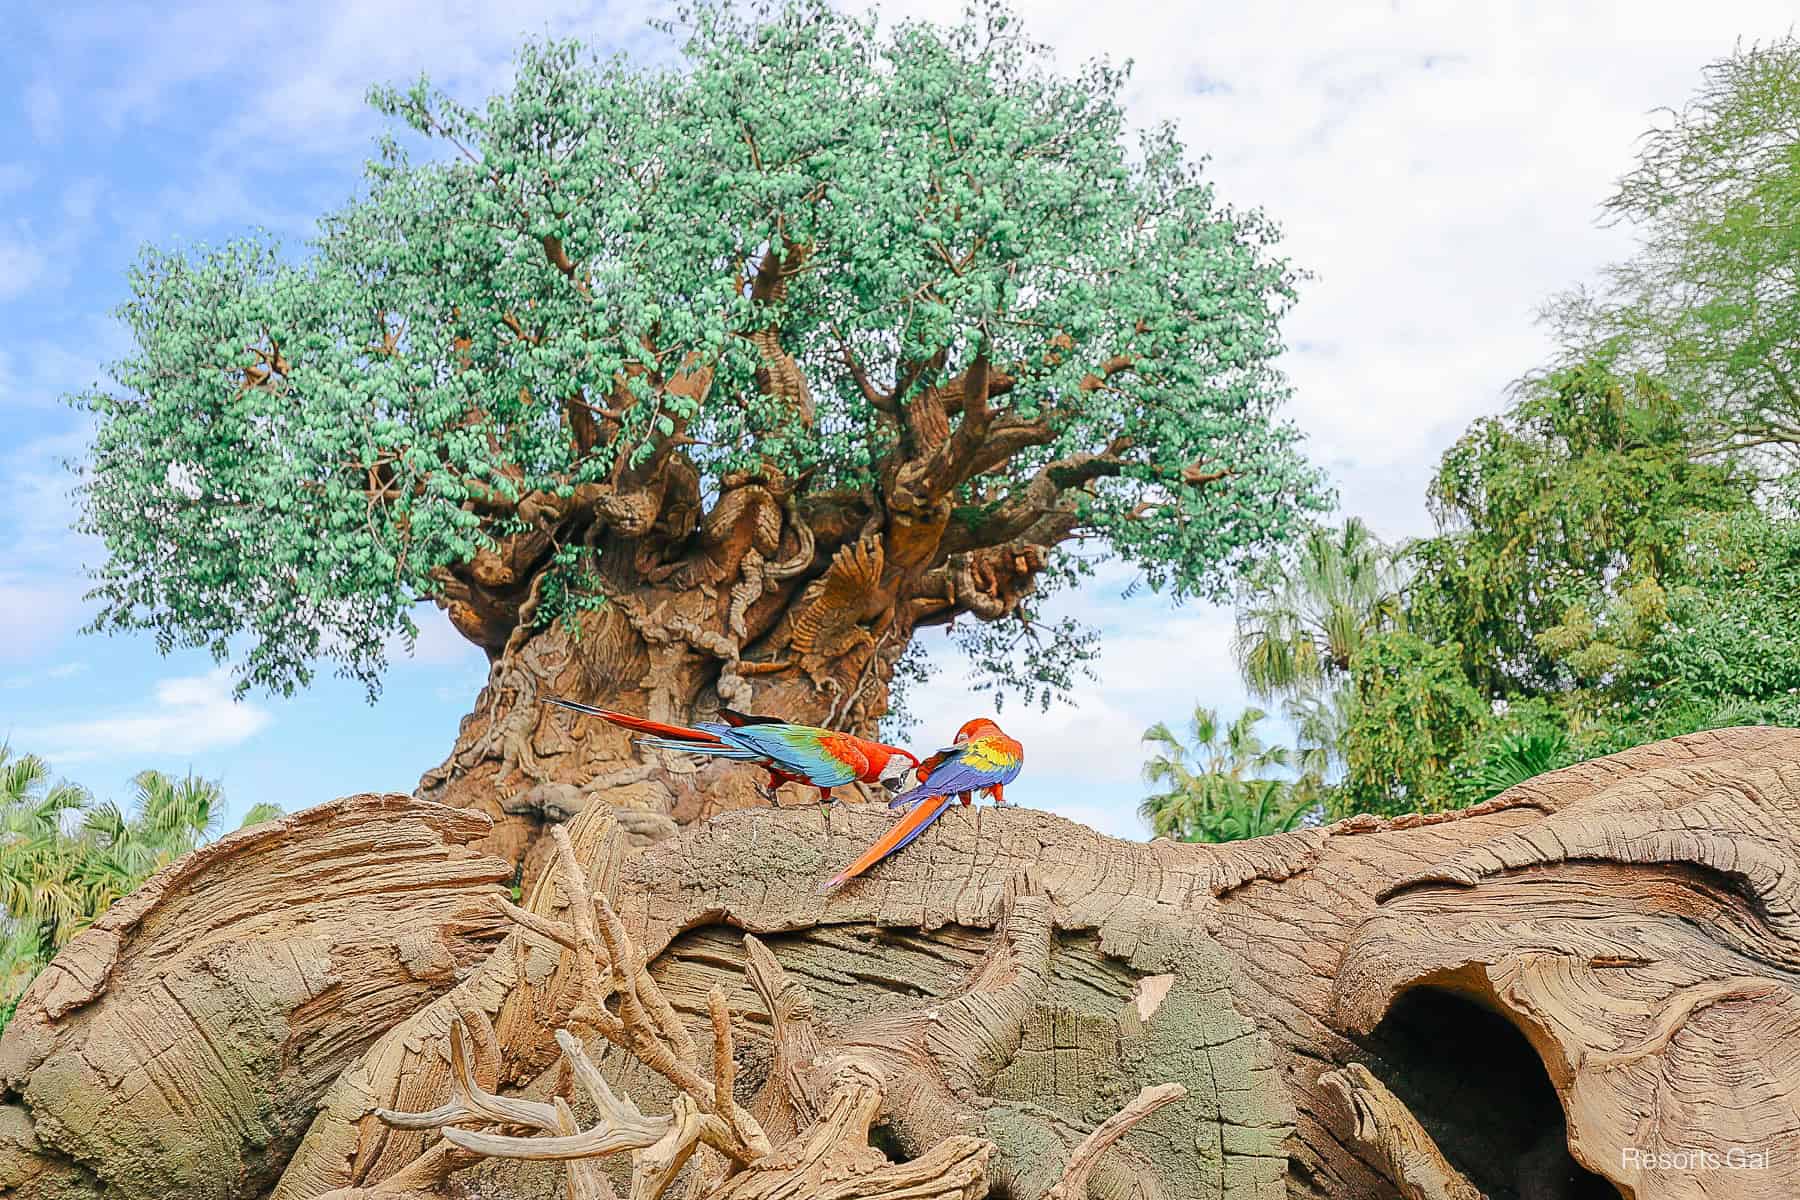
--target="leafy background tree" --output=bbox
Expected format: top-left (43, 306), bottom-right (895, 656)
top-left (0, 745), bottom-right (278, 1029)
top-left (1547, 37), bottom-right (1800, 464)
top-left (1231, 517), bottom-right (1402, 803)
top-left (1137, 705), bottom-right (1313, 843)
top-left (73, 1), bottom-right (1325, 832)
top-left (1144, 34), bottom-right (1800, 831)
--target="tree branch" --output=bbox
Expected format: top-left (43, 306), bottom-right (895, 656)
top-left (836, 334), bottom-right (897, 414)
top-left (1044, 1083), bottom-right (1188, 1200)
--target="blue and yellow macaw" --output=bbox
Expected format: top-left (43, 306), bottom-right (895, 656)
top-left (819, 718), bottom-right (1024, 891)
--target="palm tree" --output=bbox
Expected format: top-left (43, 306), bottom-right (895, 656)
top-left (1462, 730), bottom-right (1572, 802)
top-left (0, 746), bottom-right (92, 962)
top-left (1284, 684), bottom-right (1357, 797)
top-left (1, 750), bottom-right (274, 1028)
top-left (1229, 518), bottom-right (1405, 808)
top-left (1232, 518), bottom-right (1404, 701)
top-left (1138, 707), bottom-right (1309, 843)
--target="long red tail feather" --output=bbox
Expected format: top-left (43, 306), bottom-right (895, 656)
top-left (543, 697), bottom-right (725, 745)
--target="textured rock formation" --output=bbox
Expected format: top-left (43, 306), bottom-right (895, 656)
top-left (0, 794), bottom-right (511, 1200)
top-left (7, 728), bottom-right (1800, 1200)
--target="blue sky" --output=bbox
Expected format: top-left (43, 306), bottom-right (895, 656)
top-left (2, 0), bottom-right (1794, 838)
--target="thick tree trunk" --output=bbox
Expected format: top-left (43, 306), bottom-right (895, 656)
top-left (415, 567), bottom-right (911, 873)
top-left (6, 728), bottom-right (1800, 1200)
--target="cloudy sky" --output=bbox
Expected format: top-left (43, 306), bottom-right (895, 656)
top-left (1, 0), bottom-right (1792, 837)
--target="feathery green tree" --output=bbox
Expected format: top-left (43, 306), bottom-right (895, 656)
top-left (1405, 357), bottom-right (1751, 696)
top-left (73, 2), bottom-right (1324, 821)
top-left (1548, 35), bottom-right (1800, 463)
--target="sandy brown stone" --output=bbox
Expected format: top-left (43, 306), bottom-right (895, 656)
top-left (0, 794), bottom-right (512, 1200)
top-left (15, 728), bottom-right (1800, 1200)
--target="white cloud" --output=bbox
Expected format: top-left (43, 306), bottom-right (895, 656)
top-left (879, 0), bottom-right (1796, 538)
top-left (11, 668), bottom-right (271, 762)
top-left (60, 178), bottom-right (102, 225)
top-left (2, 424), bottom-right (99, 562)
top-left (389, 607), bottom-right (488, 669)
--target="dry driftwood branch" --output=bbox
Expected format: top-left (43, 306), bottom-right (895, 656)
top-left (328, 818), bottom-right (1022, 1200)
top-left (1319, 1065), bottom-right (1486, 1200)
top-left (1044, 1082), bottom-right (1189, 1200)
top-left (345, 822), bottom-right (769, 1200)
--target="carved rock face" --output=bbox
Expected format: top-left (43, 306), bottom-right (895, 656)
top-left (0, 795), bottom-right (511, 1200)
top-left (1337, 726), bottom-right (1800, 1200)
top-left (11, 728), bottom-right (1800, 1200)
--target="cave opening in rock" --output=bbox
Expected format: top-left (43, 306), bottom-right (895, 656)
top-left (1365, 986), bottom-right (1619, 1200)
top-left (867, 1121), bottom-right (910, 1165)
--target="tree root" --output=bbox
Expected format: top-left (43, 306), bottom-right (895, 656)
top-left (1320, 1064), bottom-right (1486, 1200)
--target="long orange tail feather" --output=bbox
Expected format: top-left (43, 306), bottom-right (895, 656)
top-left (818, 795), bottom-right (954, 892)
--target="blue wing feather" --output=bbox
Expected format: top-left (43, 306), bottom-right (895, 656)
top-left (636, 735), bottom-right (763, 759)
top-left (887, 748), bottom-right (1020, 809)
top-left (717, 725), bottom-right (861, 786)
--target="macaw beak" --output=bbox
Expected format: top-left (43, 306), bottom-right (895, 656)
top-left (878, 759), bottom-right (918, 792)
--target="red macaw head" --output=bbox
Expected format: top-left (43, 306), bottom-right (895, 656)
top-left (871, 742), bottom-right (920, 786)
top-left (953, 718), bottom-right (1004, 744)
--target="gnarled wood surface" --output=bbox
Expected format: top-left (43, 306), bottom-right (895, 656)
top-left (7, 727), bottom-right (1800, 1200)
top-left (1335, 725), bottom-right (1800, 1199)
top-left (0, 794), bottom-right (511, 1200)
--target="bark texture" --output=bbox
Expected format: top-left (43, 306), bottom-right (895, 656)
top-left (408, 251), bottom-right (1208, 868)
top-left (0, 794), bottom-right (511, 1200)
top-left (412, 485), bottom-right (1058, 871)
top-left (5, 727), bottom-right (1800, 1200)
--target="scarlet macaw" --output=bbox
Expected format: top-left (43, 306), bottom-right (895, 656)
top-left (818, 718), bottom-right (1024, 892)
top-left (542, 697), bottom-right (918, 802)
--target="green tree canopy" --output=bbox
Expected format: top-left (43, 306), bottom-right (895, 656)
top-left (1340, 631), bottom-right (1486, 815)
top-left (1549, 35), bottom-right (1800, 463)
top-left (74, 1), bottom-right (1323, 707)
top-left (1573, 500), bottom-right (1800, 750)
top-left (1405, 357), bottom-right (1752, 695)
top-left (1196, 37), bottom-right (1800, 824)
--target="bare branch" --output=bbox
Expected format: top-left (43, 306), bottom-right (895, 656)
top-left (1044, 1083), bottom-right (1188, 1200)
top-left (836, 333), bottom-right (897, 414)
top-left (373, 1015), bottom-right (566, 1134)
